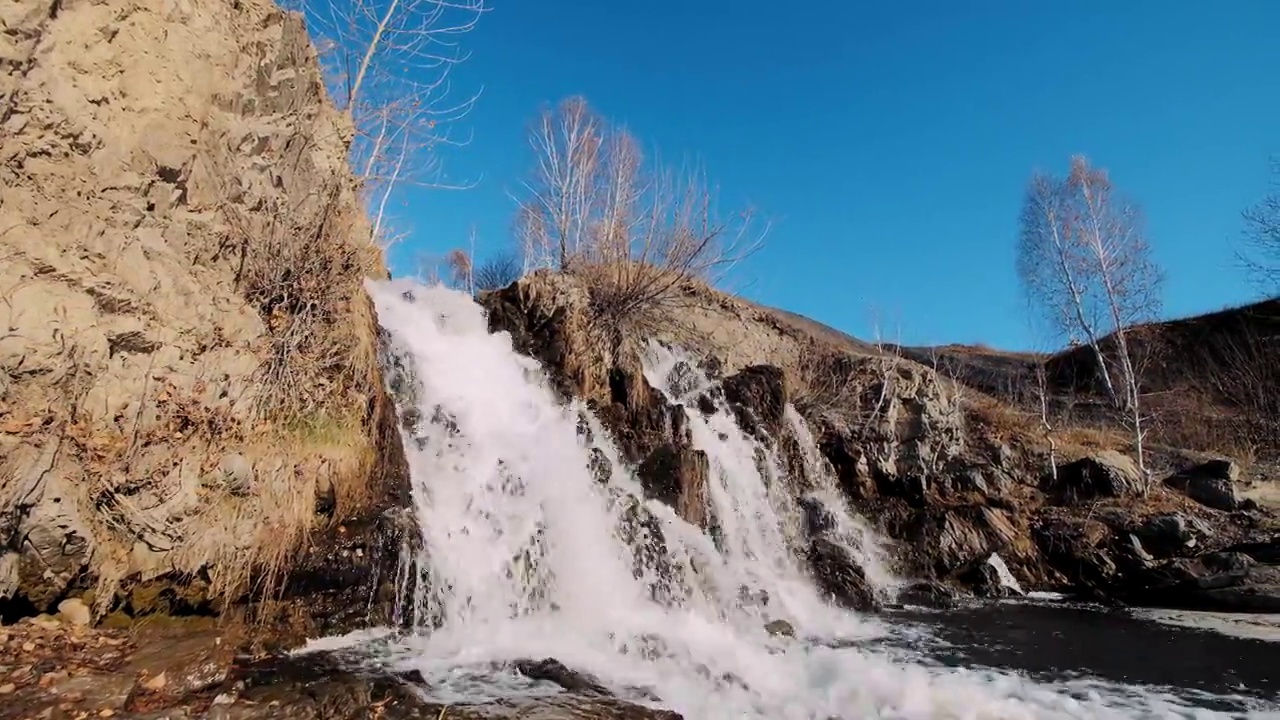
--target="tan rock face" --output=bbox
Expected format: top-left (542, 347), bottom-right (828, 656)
top-left (0, 0), bottom-right (398, 615)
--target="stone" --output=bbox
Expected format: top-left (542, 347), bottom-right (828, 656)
top-left (217, 453), bottom-right (256, 497)
top-left (962, 553), bottom-right (1025, 598)
top-left (721, 365), bottom-right (787, 437)
top-left (1123, 552), bottom-right (1280, 612)
top-left (587, 447), bottom-right (612, 484)
top-left (1164, 460), bottom-right (1241, 511)
top-left (805, 537), bottom-right (879, 611)
top-left (58, 598), bottom-right (93, 628)
top-left (513, 658), bottom-right (611, 696)
top-left (764, 619), bottom-right (795, 637)
top-left (1045, 451), bottom-right (1144, 503)
top-left (1133, 514), bottom-right (1194, 558)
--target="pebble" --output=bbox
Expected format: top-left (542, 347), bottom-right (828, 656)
top-left (0, 683), bottom-right (14, 694)
top-left (142, 671), bottom-right (167, 691)
top-left (58, 598), bottom-right (93, 628)
top-left (32, 615), bottom-right (60, 630)
top-left (22, 641), bottom-right (36, 652)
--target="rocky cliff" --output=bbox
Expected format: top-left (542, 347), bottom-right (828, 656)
top-left (483, 271), bottom-right (1280, 612)
top-left (0, 0), bottom-right (408, 630)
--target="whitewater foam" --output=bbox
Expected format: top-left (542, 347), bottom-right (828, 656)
top-left (359, 278), bottom-right (1278, 719)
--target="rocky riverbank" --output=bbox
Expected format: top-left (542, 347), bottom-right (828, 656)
top-left (480, 271), bottom-right (1280, 615)
top-left (0, 614), bottom-right (683, 720)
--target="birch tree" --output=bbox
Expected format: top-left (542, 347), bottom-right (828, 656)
top-left (295, 0), bottom-right (488, 244)
top-left (515, 96), bottom-right (766, 322)
top-left (1240, 159), bottom-right (1280, 292)
top-left (1016, 155), bottom-right (1164, 480)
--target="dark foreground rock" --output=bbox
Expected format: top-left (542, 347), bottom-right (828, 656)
top-left (1121, 552), bottom-right (1280, 613)
top-left (0, 619), bottom-right (682, 720)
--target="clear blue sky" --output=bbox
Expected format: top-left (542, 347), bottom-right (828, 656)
top-left (373, 0), bottom-right (1279, 351)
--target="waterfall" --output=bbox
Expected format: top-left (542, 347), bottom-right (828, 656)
top-left (358, 278), bottom-right (1245, 719)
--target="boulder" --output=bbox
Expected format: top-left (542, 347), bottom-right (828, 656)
top-left (961, 553), bottom-right (1026, 598)
top-left (764, 618), bottom-right (796, 637)
top-left (721, 365), bottom-right (787, 438)
top-left (1222, 537), bottom-right (1280, 564)
top-left (637, 443), bottom-right (711, 528)
top-left (1031, 516), bottom-right (1120, 598)
top-left (1123, 552), bottom-right (1280, 613)
top-left (1132, 514), bottom-right (1196, 558)
top-left (805, 537), bottom-right (879, 611)
top-left (1044, 451), bottom-right (1144, 503)
top-left (910, 506), bottom-right (1020, 579)
top-left (1164, 460), bottom-right (1242, 511)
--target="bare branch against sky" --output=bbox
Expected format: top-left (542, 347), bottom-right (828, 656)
top-left (289, 0), bottom-right (489, 245)
top-left (1239, 158), bottom-right (1280, 293)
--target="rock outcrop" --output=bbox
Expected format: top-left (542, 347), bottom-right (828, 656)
top-left (480, 271), bottom-right (1280, 613)
top-left (0, 0), bottom-right (408, 632)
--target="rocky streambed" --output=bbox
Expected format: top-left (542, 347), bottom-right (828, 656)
top-left (5, 593), bottom-right (1280, 720)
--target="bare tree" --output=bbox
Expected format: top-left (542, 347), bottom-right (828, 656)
top-left (294, 0), bottom-right (488, 245)
top-left (1240, 158), bottom-right (1280, 292)
top-left (514, 96), bottom-right (765, 323)
top-left (1016, 155), bottom-right (1164, 481)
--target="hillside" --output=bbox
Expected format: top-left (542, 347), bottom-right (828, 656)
top-left (882, 298), bottom-right (1280, 462)
top-left (0, 0), bottom-right (407, 632)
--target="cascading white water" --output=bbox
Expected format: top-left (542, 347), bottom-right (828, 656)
top-left (361, 278), bottom-right (1264, 719)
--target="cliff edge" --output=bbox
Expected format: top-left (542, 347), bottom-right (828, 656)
top-left (0, 0), bottom-right (407, 629)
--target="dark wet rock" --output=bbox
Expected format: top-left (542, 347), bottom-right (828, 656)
top-left (764, 618), bottom-right (795, 637)
top-left (515, 657), bottom-right (612, 696)
top-left (721, 365), bottom-right (787, 438)
top-left (1133, 514), bottom-right (1196, 558)
top-left (1044, 451), bottom-right (1144, 504)
top-left (1032, 515), bottom-right (1121, 600)
top-left (799, 495), bottom-right (836, 536)
top-left (896, 580), bottom-right (963, 609)
top-left (218, 652), bottom-right (684, 720)
top-left (588, 447), bottom-right (613, 484)
top-left (817, 432), bottom-right (875, 501)
top-left (637, 442), bottom-right (710, 528)
top-left (1222, 537), bottom-right (1280, 564)
top-left (806, 537), bottom-right (879, 611)
top-left (908, 506), bottom-right (1021, 579)
top-left (960, 554), bottom-right (1025, 599)
top-left (1165, 459), bottom-right (1242, 511)
top-left (1122, 551), bottom-right (1280, 613)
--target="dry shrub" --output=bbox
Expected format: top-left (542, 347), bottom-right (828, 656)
top-left (788, 345), bottom-right (862, 425)
top-left (185, 149), bottom-right (389, 606)
top-left (227, 178), bottom-right (383, 425)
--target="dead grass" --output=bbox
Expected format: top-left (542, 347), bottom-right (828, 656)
top-left (964, 391), bottom-right (1131, 462)
top-left (194, 171), bottom-right (388, 606)
top-left (171, 407), bottom-right (375, 606)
